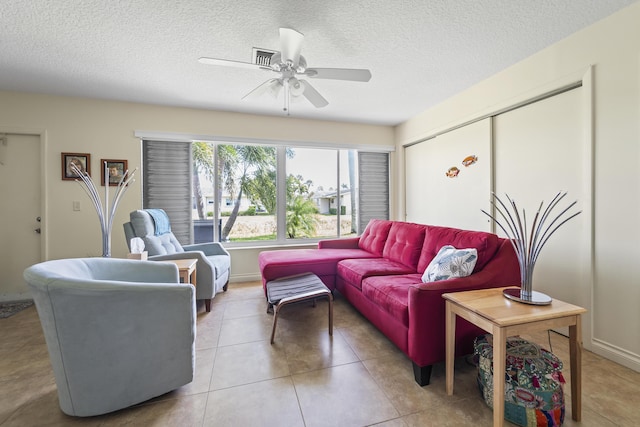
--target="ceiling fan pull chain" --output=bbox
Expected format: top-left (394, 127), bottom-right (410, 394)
top-left (284, 79), bottom-right (290, 115)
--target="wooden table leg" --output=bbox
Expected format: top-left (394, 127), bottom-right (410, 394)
top-left (569, 316), bottom-right (582, 421)
top-left (445, 301), bottom-right (456, 395)
top-left (493, 327), bottom-right (506, 427)
top-left (327, 293), bottom-right (333, 336)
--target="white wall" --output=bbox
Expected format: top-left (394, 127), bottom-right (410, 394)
top-left (396, 3), bottom-right (640, 371)
top-left (0, 91), bottom-right (394, 295)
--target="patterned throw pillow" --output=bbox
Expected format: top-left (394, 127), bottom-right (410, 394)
top-left (421, 245), bottom-right (478, 282)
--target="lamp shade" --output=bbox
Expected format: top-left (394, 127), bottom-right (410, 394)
top-left (289, 77), bottom-right (305, 97)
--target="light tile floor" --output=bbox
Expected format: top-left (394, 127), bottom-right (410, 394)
top-left (1, 281), bottom-right (639, 426)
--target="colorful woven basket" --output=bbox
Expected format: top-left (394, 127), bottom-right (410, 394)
top-left (474, 334), bottom-right (565, 427)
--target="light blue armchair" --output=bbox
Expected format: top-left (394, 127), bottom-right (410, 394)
top-left (123, 209), bottom-right (231, 312)
top-left (23, 257), bottom-right (195, 417)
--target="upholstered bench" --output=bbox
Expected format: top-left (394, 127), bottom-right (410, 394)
top-left (474, 334), bottom-right (565, 427)
top-left (266, 273), bottom-right (333, 344)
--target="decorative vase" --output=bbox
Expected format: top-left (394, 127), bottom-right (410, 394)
top-left (71, 162), bottom-right (136, 257)
top-left (482, 192), bottom-right (581, 305)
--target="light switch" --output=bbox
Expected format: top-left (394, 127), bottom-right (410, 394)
top-left (73, 201), bottom-right (81, 211)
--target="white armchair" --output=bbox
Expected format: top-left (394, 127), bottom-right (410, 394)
top-left (123, 209), bottom-right (231, 312)
top-left (23, 257), bottom-right (195, 417)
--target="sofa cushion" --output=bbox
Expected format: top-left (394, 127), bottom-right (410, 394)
top-left (418, 226), bottom-right (500, 274)
top-left (259, 248), bottom-right (378, 282)
top-left (143, 234), bottom-right (185, 256)
top-left (382, 222), bottom-right (426, 270)
top-left (421, 245), bottom-right (478, 282)
top-left (337, 258), bottom-right (416, 290)
top-left (358, 219), bottom-right (393, 256)
top-left (130, 210), bottom-right (156, 237)
top-left (361, 275), bottom-right (422, 327)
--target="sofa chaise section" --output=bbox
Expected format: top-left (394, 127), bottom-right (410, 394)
top-left (257, 218), bottom-right (393, 292)
top-left (258, 248), bottom-right (378, 293)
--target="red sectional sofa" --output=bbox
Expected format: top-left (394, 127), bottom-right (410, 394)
top-left (258, 219), bottom-right (520, 385)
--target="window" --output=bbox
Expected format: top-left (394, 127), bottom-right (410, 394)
top-left (285, 147), bottom-right (357, 240)
top-left (143, 139), bottom-right (389, 245)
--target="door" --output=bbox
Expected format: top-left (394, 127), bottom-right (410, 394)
top-left (493, 87), bottom-right (589, 310)
top-left (0, 134), bottom-right (42, 300)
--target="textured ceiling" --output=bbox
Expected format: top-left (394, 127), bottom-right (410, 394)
top-left (0, 1), bottom-right (637, 126)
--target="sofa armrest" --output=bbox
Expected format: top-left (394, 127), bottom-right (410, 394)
top-left (318, 237), bottom-right (360, 249)
top-left (406, 240), bottom-right (520, 365)
top-left (183, 242), bottom-right (229, 257)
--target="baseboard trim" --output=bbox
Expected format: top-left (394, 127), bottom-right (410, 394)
top-left (229, 273), bottom-right (262, 283)
top-left (0, 293), bottom-right (33, 303)
top-left (591, 337), bottom-right (640, 373)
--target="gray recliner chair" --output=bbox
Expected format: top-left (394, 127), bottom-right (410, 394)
top-left (123, 209), bottom-right (230, 312)
top-left (24, 257), bottom-right (195, 417)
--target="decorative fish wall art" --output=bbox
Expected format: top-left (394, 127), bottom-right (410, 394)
top-left (462, 155), bottom-right (477, 167)
top-left (446, 166), bottom-right (460, 178)
top-left (445, 155), bottom-right (477, 178)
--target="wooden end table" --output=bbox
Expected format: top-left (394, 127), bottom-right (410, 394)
top-left (443, 287), bottom-right (586, 427)
top-left (161, 258), bottom-right (198, 286)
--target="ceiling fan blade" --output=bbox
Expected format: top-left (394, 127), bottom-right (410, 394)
top-left (300, 80), bottom-right (328, 108)
top-left (304, 68), bottom-right (372, 82)
top-left (198, 57), bottom-right (268, 71)
top-left (279, 28), bottom-right (304, 66)
top-left (242, 78), bottom-right (281, 100)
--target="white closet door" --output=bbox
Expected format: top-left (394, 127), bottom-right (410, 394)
top-left (494, 87), bottom-right (589, 308)
top-left (405, 118), bottom-right (491, 231)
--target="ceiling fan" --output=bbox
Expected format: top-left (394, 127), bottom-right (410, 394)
top-left (198, 28), bottom-right (372, 115)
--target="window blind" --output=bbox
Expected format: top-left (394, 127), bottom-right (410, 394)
top-left (358, 152), bottom-right (389, 233)
top-left (142, 140), bottom-right (193, 244)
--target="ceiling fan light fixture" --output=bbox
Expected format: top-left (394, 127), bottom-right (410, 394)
top-left (289, 77), bottom-right (305, 97)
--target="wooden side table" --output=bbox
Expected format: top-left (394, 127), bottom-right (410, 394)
top-left (161, 258), bottom-right (198, 286)
top-left (443, 287), bottom-right (586, 427)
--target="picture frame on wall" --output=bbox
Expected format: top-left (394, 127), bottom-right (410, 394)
top-left (61, 152), bottom-right (91, 180)
top-left (100, 159), bottom-right (128, 186)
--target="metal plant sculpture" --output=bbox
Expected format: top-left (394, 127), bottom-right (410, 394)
top-left (71, 162), bottom-right (136, 257)
top-left (481, 192), bottom-right (581, 305)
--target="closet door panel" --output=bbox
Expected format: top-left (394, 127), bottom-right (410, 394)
top-left (405, 118), bottom-right (491, 231)
top-left (494, 88), bottom-right (588, 308)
